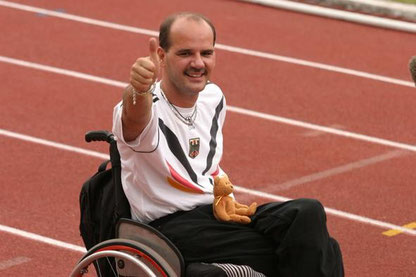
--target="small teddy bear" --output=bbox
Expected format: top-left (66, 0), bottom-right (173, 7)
top-left (213, 175), bottom-right (257, 224)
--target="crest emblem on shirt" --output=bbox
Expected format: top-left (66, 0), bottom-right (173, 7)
top-left (189, 137), bottom-right (200, 159)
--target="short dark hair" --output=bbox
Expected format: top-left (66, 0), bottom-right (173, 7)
top-left (159, 12), bottom-right (216, 51)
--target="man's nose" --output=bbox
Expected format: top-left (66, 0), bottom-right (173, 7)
top-left (191, 53), bottom-right (204, 68)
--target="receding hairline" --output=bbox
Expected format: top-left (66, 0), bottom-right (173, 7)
top-left (159, 12), bottom-right (216, 51)
top-left (172, 13), bottom-right (211, 27)
top-left (170, 15), bottom-right (214, 39)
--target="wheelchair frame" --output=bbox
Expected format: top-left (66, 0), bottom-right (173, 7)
top-left (70, 130), bottom-right (185, 277)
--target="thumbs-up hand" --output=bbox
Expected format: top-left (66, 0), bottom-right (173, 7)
top-left (148, 38), bottom-right (160, 82)
top-left (130, 38), bottom-right (160, 92)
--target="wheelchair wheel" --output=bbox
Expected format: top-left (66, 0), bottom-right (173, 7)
top-left (70, 239), bottom-right (170, 277)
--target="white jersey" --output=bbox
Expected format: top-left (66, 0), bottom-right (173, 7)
top-left (112, 82), bottom-right (226, 223)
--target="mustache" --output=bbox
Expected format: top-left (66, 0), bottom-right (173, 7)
top-left (185, 67), bottom-right (206, 75)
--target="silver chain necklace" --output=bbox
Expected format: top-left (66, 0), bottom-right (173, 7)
top-left (160, 88), bottom-right (198, 127)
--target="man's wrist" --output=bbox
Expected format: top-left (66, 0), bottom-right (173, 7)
top-left (128, 83), bottom-right (155, 105)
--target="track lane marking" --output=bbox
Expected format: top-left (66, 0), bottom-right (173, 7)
top-left (234, 186), bottom-right (416, 236)
top-left (0, 129), bottom-right (109, 160)
top-left (237, 0), bottom-right (416, 33)
top-left (0, 0), bottom-right (413, 88)
top-left (1, 128), bottom-right (416, 236)
top-left (226, 105), bottom-right (416, 152)
top-left (1, 56), bottom-right (416, 153)
top-left (0, 257), bottom-right (31, 270)
top-left (383, 222), bottom-right (416, 237)
top-left (0, 56), bottom-right (126, 88)
top-left (265, 150), bottom-right (409, 192)
top-left (0, 224), bottom-right (86, 253)
top-left (302, 124), bottom-right (345, 137)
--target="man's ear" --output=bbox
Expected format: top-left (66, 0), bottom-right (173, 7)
top-left (157, 47), bottom-right (165, 65)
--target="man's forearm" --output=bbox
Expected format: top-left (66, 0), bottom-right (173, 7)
top-left (121, 85), bottom-right (153, 142)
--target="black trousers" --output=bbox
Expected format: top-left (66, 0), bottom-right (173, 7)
top-left (149, 198), bottom-right (344, 277)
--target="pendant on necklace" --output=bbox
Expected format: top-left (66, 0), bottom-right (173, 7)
top-left (189, 137), bottom-right (200, 158)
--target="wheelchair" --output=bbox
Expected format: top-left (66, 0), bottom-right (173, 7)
top-left (70, 130), bottom-right (266, 277)
top-left (70, 219), bottom-right (184, 276)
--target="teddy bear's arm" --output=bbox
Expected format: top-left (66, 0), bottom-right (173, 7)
top-left (215, 200), bottom-right (231, 221)
top-left (234, 201), bottom-right (257, 216)
top-left (234, 202), bottom-right (249, 209)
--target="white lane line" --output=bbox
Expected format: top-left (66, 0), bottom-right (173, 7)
top-left (0, 257), bottom-right (30, 270)
top-left (215, 44), bottom-right (414, 87)
top-left (0, 129), bottom-right (109, 160)
top-left (0, 257), bottom-right (31, 270)
top-left (0, 0), bottom-right (413, 88)
top-left (236, 0), bottom-right (416, 33)
top-left (1, 129), bottom-right (416, 236)
top-left (226, 106), bottom-right (416, 152)
top-left (1, 56), bottom-right (416, 153)
top-left (264, 150), bottom-right (408, 192)
top-left (0, 224), bottom-right (86, 253)
top-left (234, 186), bottom-right (416, 236)
top-left (302, 124), bottom-right (345, 137)
top-left (0, 0), bottom-right (158, 37)
top-left (0, 56), bottom-right (126, 88)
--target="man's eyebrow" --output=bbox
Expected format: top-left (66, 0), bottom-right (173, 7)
top-left (176, 49), bottom-right (191, 53)
top-left (175, 48), bottom-right (214, 53)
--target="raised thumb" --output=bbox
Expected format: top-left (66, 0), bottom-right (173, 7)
top-left (149, 37), bottom-right (159, 81)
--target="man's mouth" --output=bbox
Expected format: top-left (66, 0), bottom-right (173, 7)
top-left (185, 70), bottom-right (206, 78)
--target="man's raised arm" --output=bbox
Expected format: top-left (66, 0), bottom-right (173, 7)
top-left (122, 38), bottom-right (160, 142)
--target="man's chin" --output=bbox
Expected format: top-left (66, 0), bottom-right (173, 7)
top-left (186, 80), bottom-right (208, 94)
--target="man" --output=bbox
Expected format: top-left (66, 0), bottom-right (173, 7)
top-left (112, 12), bottom-right (344, 276)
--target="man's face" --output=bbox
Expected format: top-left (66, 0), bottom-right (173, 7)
top-left (160, 17), bottom-right (216, 97)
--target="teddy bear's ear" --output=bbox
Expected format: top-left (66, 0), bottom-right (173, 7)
top-left (214, 176), bottom-right (221, 183)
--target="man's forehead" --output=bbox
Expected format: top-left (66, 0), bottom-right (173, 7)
top-left (169, 17), bottom-right (214, 44)
top-left (171, 15), bottom-right (210, 29)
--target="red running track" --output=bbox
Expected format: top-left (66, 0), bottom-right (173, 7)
top-left (0, 0), bottom-right (415, 276)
